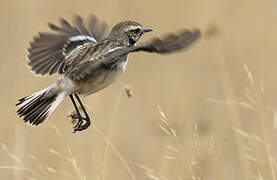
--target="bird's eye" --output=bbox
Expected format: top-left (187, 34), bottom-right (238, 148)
top-left (130, 28), bottom-right (140, 34)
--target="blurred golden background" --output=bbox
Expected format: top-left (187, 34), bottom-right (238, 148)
top-left (1, 0), bottom-right (277, 179)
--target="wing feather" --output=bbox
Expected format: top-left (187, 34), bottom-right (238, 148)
top-left (27, 15), bottom-right (108, 76)
top-left (66, 29), bottom-right (201, 81)
top-left (88, 15), bottom-right (108, 41)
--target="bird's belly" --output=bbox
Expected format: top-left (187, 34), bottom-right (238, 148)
top-left (78, 61), bottom-right (127, 96)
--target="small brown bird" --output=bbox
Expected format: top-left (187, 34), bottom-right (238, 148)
top-left (16, 15), bottom-right (201, 132)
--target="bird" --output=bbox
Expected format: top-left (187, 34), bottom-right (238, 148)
top-left (16, 15), bottom-right (201, 133)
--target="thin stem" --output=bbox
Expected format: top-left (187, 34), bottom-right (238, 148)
top-left (94, 126), bottom-right (136, 180)
top-left (102, 87), bottom-right (124, 180)
top-left (252, 84), bottom-right (276, 180)
top-left (214, 43), bottom-right (252, 179)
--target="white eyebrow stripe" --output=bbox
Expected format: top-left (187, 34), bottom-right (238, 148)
top-left (125, 25), bottom-right (142, 31)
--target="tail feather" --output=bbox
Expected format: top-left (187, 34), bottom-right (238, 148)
top-left (16, 83), bottom-right (65, 125)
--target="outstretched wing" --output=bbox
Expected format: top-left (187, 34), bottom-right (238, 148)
top-left (136, 29), bottom-right (201, 54)
top-left (68, 29), bottom-right (201, 81)
top-left (27, 15), bottom-right (108, 76)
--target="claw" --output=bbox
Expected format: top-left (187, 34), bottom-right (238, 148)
top-left (73, 126), bottom-right (79, 133)
top-left (73, 120), bottom-right (91, 132)
top-left (68, 114), bottom-right (84, 133)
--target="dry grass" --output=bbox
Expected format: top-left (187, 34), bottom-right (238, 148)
top-left (2, 0), bottom-right (277, 179)
top-left (208, 64), bottom-right (277, 180)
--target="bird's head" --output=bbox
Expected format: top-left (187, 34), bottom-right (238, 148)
top-left (109, 21), bottom-right (152, 45)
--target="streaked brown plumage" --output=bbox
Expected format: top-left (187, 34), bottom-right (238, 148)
top-left (16, 15), bottom-right (201, 132)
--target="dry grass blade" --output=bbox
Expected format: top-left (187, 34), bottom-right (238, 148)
top-left (230, 64), bottom-right (277, 180)
top-left (48, 148), bottom-right (64, 158)
top-left (102, 85), bottom-right (134, 180)
top-left (66, 146), bottom-right (84, 179)
top-left (0, 143), bottom-right (22, 164)
top-left (0, 166), bottom-right (37, 175)
top-left (46, 166), bottom-right (58, 174)
top-left (206, 98), bottom-right (254, 110)
top-left (94, 126), bottom-right (136, 180)
top-left (157, 105), bottom-right (178, 140)
top-left (137, 163), bottom-right (166, 180)
top-left (244, 64), bottom-right (255, 87)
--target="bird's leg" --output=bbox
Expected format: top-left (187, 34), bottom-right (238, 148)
top-left (73, 94), bottom-right (91, 132)
top-left (68, 94), bottom-right (83, 132)
top-left (69, 94), bottom-right (91, 132)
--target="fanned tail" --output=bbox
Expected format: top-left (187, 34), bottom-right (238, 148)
top-left (16, 83), bottom-right (66, 125)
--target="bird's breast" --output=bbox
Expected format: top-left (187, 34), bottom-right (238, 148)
top-left (78, 57), bottom-right (128, 96)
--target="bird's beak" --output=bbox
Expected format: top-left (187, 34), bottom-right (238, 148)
top-left (143, 28), bottom-right (153, 33)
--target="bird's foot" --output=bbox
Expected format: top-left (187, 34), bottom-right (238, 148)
top-left (68, 114), bottom-right (91, 133)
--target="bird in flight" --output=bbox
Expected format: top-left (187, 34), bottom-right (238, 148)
top-left (16, 15), bottom-right (201, 133)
